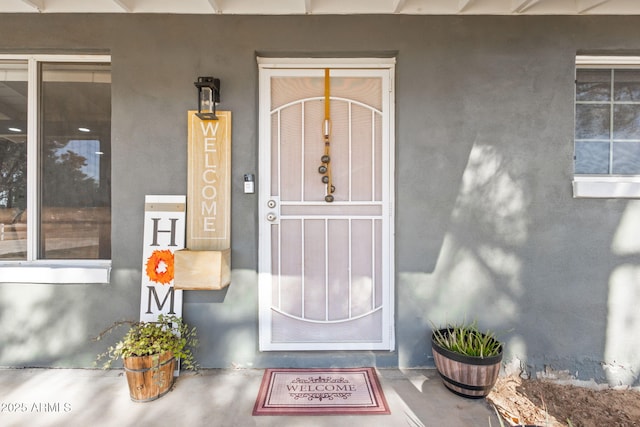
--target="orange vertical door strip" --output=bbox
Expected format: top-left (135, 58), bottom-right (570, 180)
top-left (319, 68), bottom-right (334, 202)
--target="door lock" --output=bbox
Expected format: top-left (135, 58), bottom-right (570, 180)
top-left (267, 200), bottom-right (277, 208)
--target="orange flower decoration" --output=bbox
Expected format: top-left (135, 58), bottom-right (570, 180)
top-left (145, 249), bottom-right (174, 285)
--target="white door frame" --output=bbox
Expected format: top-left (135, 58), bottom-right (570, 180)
top-left (257, 57), bottom-right (396, 351)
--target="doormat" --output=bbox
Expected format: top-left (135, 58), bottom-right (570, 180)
top-left (252, 367), bottom-right (390, 416)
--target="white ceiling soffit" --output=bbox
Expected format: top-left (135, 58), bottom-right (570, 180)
top-left (2, 0), bottom-right (639, 15)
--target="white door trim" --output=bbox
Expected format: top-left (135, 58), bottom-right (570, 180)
top-left (257, 57), bottom-right (396, 69)
top-left (257, 57), bottom-right (395, 351)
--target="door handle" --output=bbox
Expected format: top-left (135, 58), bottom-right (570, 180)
top-left (266, 213), bottom-right (277, 222)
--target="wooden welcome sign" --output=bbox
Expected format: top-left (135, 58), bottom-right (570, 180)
top-left (186, 110), bottom-right (231, 250)
top-left (174, 111), bottom-right (231, 290)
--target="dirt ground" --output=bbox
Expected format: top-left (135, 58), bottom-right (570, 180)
top-left (487, 376), bottom-right (640, 426)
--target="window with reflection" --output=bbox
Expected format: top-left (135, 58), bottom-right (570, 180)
top-left (0, 58), bottom-right (111, 261)
top-left (575, 68), bottom-right (640, 175)
top-left (0, 61), bottom-right (27, 259)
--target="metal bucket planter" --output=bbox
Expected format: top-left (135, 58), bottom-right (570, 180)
top-left (123, 351), bottom-right (175, 402)
top-left (431, 329), bottom-right (502, 399)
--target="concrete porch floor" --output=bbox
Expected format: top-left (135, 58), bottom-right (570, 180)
top-left (0, 368), bottom-right (500, 427)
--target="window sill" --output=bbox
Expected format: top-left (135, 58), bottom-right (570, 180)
top-left (0, 260), bottom-right (111, 284)
top-left (573, 176), bottom-right (640, 198)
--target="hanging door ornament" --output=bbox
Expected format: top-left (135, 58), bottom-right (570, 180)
top-left (318, 69), bottom-right (335, 203)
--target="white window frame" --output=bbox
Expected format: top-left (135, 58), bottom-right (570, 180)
top-left (574, 55), bottom-right (640, 198)
top-left (0, 54), bottom-right (111, 284)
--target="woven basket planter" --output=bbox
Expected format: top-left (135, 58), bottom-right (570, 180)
top-left (431, 329), bottom-right (503, 399)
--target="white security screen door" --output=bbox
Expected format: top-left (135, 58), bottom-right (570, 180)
top-left (258, 58), bottom-right (395, 351)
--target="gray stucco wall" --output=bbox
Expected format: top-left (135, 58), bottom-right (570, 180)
top-left (0, 14), bottom-right (639, 386)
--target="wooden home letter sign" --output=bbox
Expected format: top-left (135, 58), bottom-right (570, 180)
top-left (139, 195), bottom-right (185, 322)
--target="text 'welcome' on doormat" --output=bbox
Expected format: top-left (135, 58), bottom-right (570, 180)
top-left (252, 367), bottom-right (390, 416)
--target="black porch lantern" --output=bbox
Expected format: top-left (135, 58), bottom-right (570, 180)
top-left (194, 76), bottom-right (221, 120)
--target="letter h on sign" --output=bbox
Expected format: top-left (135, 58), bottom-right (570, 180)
top-left (150, 217), bottom-right (179, 247)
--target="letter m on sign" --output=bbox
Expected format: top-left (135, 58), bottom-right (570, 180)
top-left (139, 195), bottom-right (186, 322)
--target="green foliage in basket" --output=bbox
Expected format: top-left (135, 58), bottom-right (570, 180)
top-left (95, 314), bottom-right (199, 371)
top-left (432, 321), bottom-right (502, 358)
